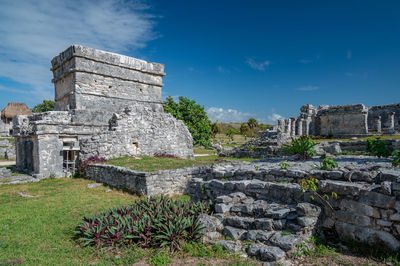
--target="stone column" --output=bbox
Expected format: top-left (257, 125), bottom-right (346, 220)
top-left (296, 118), bottom-right (303, 136)
top-left (388, 112), bottom-right (395, 130)
top-left (290, 118), bottom-right (296, 136)
top-left (277, 120), bottom-right (284, 133)
top-left (285, 119), bottom-right (291, 134)
top-left (376, 116), bottom-right (382, 133)
top-left (304, 119), bottom-right (311, 135)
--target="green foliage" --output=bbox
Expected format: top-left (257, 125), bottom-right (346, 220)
top-left (240, 123), bottom-right (249, 135)
top-left (163, 96), bottom-right (212, 147)
top-left (366, 138), bottom-right (391, 158)
top-left (210, 121), bottom-right (220, 138)
top-left (282, 136), bottom-right (317, 159)
top-left (280, 160), bottom-right (290, 170)
top-left (247, 118), bottom-right (258, 129)
top-left (299, 176), bottom-right (338, 210)
top-left (320, 157), bottom-right (338, 170)
top-left (148, 250), bottom-right (172, 266)
top-left (294, 237), bottom-right (336, 258)
top-left (32, 100), bottom-right (55, 113)
top-left (76, 196), bottom-right (211, 251)
top-left (392, 150), bottom-right (400, 168)
top-left (226, 128), bottom-right (238, 141)
top-left (247, 145), bottom-right (255, 151)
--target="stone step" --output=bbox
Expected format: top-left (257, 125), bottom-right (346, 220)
top-left (248, 243), bottom-right (286, 262)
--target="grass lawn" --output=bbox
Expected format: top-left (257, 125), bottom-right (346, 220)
top-left (0, 178), bottom-right (255, 265)
top-left (107, 155), bottom-right (254, 172)
top-left (314, 134), bottom-right (400, 142)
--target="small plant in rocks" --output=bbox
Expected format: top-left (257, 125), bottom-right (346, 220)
top-left (392, 150), bottom-right (400, 168)
top-left (299, 176), bottom-right (338, 210)
top-left (280, 160), bottom-right (290, 170)
top-left (75, 196), bottom-right (211, 251)
top-left (366, 138), bottom-right (391, 158)
top-left (320, 157), bottom-right (338, 170)
top-left (78, 155), bottom-right (107, 176)
top-left (282, 136), bottom-right (317, 160)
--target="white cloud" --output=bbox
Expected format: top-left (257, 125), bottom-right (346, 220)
top-left (207, 107), bottom-right (254, 123)
top-left (246, 58), bottom-right (270, 71)
top-left (347, 50), bottom-right (352, 59)
top-left (0, 0), bottom-right (156, 102)
top-left (267, 113), bottom-right (284, 122)
top-left (300, 59), bottom-right (313, 64)
top-left (296, 86), bottom-right (319, 91)
top-left (206, 107), bottom-right (283, 125)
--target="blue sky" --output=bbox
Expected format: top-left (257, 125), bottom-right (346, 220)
top-left (0, 0), bottom-right (399, 124)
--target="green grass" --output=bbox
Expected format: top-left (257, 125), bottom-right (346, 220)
top-left (0, 178), bottom-right (140, 265)
top-left (314, 134), bottom-right (400, 142)
top-left (107, 155), bottom-right (255, 172)
top-left (0, 178), bottom-right (256, 265)
top-left (194, 147), bottom-right (217, 155)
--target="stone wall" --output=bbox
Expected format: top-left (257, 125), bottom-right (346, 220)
top-left (51, 45), bottom-right (165, 113)
top-left (186, 158), bottom-right (400, 252)
top-left (0, 137), bottom-right (15, 159)
top-left (0, 118), bottom-right (12, 136)
top-left (317, 104), bottom-right (368, 136)
top-left (85, 163), bottom-right (211, 196)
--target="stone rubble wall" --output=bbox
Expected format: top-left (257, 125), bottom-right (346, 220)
top-left (86, 157), bottom-right (400, 252)
top-left (51, 45), bottom-right (165, 112)
top-left (80, 103), bottom-right (194, 160)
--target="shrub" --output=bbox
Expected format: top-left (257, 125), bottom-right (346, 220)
top-left (163, 96), bottom-right (212, 147)
top-left (75, 196), bottom-right (210, 251)
top-left (366, 138), bottom-right (391, 158)
top-left (78, 155), bottom-right (107, 176)
top-left (320, 157), bottom-right (338, 170)
top-left (392, 150), bottom-right (400, 168)
top-left (282, 136), bottom-right (317, 160)
top-left (247, 145), bottom-right (255, 151)
top-left (32, 100), bottom-right (55, 113)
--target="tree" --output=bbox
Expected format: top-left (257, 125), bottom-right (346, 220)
top-left (226, 128), bottom-right (236, 142)
top-left (32, 100), bottom-right (55, 113)
top-left (247, 117), bottom-right (258, 129)
top-left (163, 96), bottom-right (212, 147)
top-left (210, 121), bottom-right (220, 138)
top-left (240, 123), bottom-right (249, 135)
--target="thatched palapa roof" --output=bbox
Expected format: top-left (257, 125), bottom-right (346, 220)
top-left (1, 102), bottom-right (32, 119)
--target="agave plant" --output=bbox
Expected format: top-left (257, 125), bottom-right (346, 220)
top-left (282, 136), bottom-right (317, 160)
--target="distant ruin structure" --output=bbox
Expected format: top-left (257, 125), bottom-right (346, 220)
top-left (277, 103), bottom-right (400, 137)
top-left (13, 45), bottom-right (193, 178)
top-left (0, 103), bottom-right (32, 136)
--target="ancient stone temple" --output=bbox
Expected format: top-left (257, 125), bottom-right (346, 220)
top-left (277, 103), bottom-right (400, 137)
top-left (13, 45), bottom-right (193, 178)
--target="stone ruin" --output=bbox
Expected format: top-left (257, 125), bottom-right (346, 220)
top-left (277, 103), bottom-right (400, 138)
top-left (12, 45), bottom-right (193, 178)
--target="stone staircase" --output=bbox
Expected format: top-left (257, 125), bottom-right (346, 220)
top-left (196, 186), bottom-right (321, 263)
